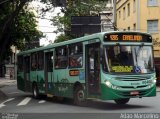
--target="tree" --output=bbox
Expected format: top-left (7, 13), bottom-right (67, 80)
top-left (40, 0), bottom-right (106, 43)
top-left (0, 0), bottom-right (43, 77)
top-left (55, 0), bottom-right (106, 42)
top-left (12, 9), bottom-right (43, 50)
top-left (0, 0), bottom-right (43, 62)
top-left (54, 34), bottom-right (72, 43)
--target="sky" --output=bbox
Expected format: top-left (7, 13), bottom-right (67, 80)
top-left (30, 1), bottom-right (62, 46)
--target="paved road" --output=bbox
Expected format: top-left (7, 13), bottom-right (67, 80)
top-left (1, 84), bottom-right (160, 119)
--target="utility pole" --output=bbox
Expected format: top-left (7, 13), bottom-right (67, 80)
top-left (113, 0), bottom-right (117, 31)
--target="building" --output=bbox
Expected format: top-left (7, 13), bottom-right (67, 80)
top-left (116, 0), bottom-right (160, 57)
top-left (100, 0), bottom-right (115, 32)
top-left (5, 46), bottom-right (19, 79)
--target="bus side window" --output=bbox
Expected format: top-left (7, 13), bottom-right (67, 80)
top-left (31, 53), bottom-right (37, 70)
top-left (38, 51), bottom-right (44, 70)
top-left (55, 46), bottom-right (68, 69)
top-left (47, 52), bottom-right (53, 71)
top-left (69, 43), bottom-right (83, 68)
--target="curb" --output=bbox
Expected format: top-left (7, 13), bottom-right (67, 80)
top-left (156, 87), bottom-right (160, 92)
top-left (0, 80), bottom-right (17, 88)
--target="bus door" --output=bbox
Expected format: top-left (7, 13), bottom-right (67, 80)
top-left (24, 56), bottom-right (31, 92)
top-left (44, 52), bottom-right (53, 93)
top-left (86, 43), bottom-right (100, 95)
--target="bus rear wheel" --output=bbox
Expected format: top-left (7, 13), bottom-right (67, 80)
top-left (114, 98), bottom-right (130, 105)
top-left (32, 84), bottom-right (40, 99)
top-left (74, 86), bottom-right (86, 106)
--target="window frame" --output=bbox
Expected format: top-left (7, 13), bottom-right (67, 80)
top-left (133, 0), bottom-right (136, 13)
top-left (54, 46), bottom-right (68, 69)
top-left (147, 20), bottom-right (158, 33)
top-left (119, 10), bottom-right (121, 19)
top-left (133, 23), bottom-right (136, 31)
top-left (128, 26), bottom-right (130, 31)
top-left (148, 0), bottom-right (158, 6)
top-left (46, 52), bottom-right (53, 72)
top-left (123, 7), bottom-right (126, 20)
top-left (37, 51), bottom-right (44, 70)
top-left (31, 53), bottom-right (37, 71)
top-left (127, 3), bottom-right (130, 16)
top-left (68, 43), bottom-right (83, 68)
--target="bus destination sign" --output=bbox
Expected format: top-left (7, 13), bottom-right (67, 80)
top-left (104, 33), bottom-right (152, 42)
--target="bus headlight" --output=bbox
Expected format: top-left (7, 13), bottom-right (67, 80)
top-left (105, 80), bottom-right (112, 87)
top-left (148, 79), bottom-right (156, 88)
top-left (105, 80), bottom-right (120, 90)
top-left (153, 79), bottom-right (157, 84)
top-left (151, 79), bottom-right (156, 85)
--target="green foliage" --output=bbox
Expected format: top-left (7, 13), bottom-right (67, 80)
top-left (12, 9), bottom-right (43, 50)
top-left (54, 34), bottom-right (73, 43)
top-left (0, 0), bottom-right (43, 61)
top-left (48, 0), bottom-right (106, 42)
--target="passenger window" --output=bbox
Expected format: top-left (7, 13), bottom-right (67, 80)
top-left (55, 46), bottom-right (68, 69)
top-left (31, 53), bottom-right (37, 70)
top-left (37, 51), bottom-right (44, 70)
top-left (69, 43), bottom-right (83, 68)
top-left (46, 52), bottom-right (53, 72)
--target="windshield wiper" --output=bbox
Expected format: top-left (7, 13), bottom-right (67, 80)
top-left (134, 44), bottom-right (144, 66)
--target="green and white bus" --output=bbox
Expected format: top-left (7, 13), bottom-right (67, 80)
top-left (17, 31), bottom-right (156, 105)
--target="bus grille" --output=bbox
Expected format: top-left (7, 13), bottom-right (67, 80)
top-left (120, 85), bottom-right (148, 89)
top-left (114, 76), bottom-right (151, 81)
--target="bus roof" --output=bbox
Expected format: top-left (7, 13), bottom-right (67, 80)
top-left (17, 31), bottom-right (151, 55)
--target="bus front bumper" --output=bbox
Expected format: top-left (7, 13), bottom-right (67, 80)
top-left (100, 84), bottom-right (156, 100)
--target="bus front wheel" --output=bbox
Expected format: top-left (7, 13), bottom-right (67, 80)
top-left (74, 86), bottom-right (86, 106)
top-left (114, 98), bottom-right (130, 105)
top-left (32, 84), bottom-right (39, 99)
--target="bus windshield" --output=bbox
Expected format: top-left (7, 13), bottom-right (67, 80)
top-left (104, 45), bottom-right (154, 74)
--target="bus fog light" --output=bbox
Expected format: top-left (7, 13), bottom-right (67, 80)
top-left (105, 81), bottom-right (112, 87)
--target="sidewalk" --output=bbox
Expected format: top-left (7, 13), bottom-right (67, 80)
top-left (157, 86), bottom-right (160, 92)
top-left (0, 77), bottom-right (17, 88)
top-left (0, 78), bottom-right (16, 100)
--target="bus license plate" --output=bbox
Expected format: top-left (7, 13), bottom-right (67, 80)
top-left (130, 91), bottom-right (139, 95)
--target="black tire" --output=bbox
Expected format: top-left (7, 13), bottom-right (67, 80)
top-left (74, 86), bottom-right (86, 106)
top-left (32, 84), bottom-right (40, 99)
top-left (56, 96), bottom-right (65, 103)
top-left (114, 98), bottom-right (130, 105)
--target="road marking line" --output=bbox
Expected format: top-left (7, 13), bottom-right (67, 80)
top-left (38, 100), bottom-right (46, 104)
top-left (0, 103), bottom-right (5, 108)
top-left (17, 97), bottom-right (31, 106)
top-left (2, 98), bottom-right (15, 103)
top-left (0, 98), bottom-right (15, 108)
top-left (8, 92), bottom-right (19, 95)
